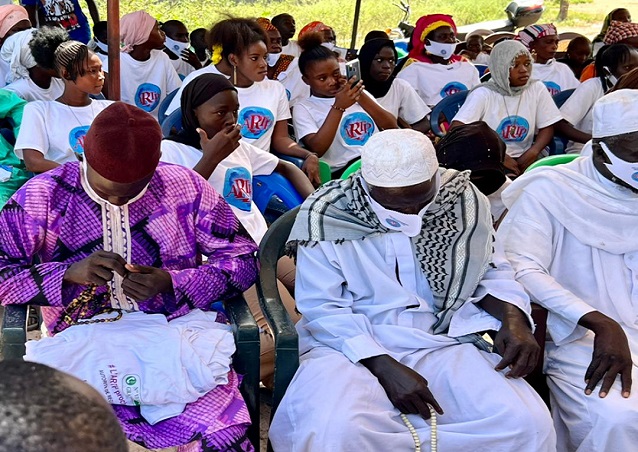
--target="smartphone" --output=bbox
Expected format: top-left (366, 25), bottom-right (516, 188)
top-left (345, 59), bottom-right (361, 86)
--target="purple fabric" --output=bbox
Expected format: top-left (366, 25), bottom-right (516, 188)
top-left (0, 161), bottom-right (259, 450)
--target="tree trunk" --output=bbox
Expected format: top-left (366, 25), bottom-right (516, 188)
top-left (557, 0), bottom-right (569, 21)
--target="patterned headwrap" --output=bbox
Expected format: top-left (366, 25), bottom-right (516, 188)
top-left (256, 17), bottom-right (278, 32)
top-left (120, 11), bottom-right (157, 53)
top-left (0, 5), bottom-right (28, 39)
top-left (516, 23), bottom-right (557, 49)
top-left (298, 21), bottom-right (331, 39)
top-left (603, 20), bottom-right (638, 45)
top-left (408, 14), bottom-right (457, 62)
top-left (594, 9), bottom-right (629, 44)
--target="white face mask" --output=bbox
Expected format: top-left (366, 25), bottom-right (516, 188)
top-left (424, 40), bottom-right (457, 60)
top-left (165, 37), bottom-right (190, 57)
top-left (600, 141), bottom-right (638, 190)
top-left (95, 40), bottom-right (108, 53)
top-left (266, 53), bottom-right (280, 67)
top-left (322, 41), bottom-right (336, 51)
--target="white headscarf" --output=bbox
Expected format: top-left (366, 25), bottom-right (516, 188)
top-left (0, 27), bottom-right (36, 82)
top-left (483, 40), bottom-right (533, 97)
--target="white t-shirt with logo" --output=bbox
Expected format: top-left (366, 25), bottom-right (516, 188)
top-left (159, 139), bottom-right (278, 243)
top-left (378, 78), bottom-right (431, 125)
top-left (293, 94), bottom-right (378, 171)
top-left (235, 79), bottom-right (291, 152)
top-left (4, 77), bottom-right (65, 102)
top-left (533, 59), bottom-right (580, 96)
top-left (165, 65), bottom-right (223, 116)
top-left (397, 59), bottom-right (480, 107)
top-left (169, 56), bottom-right (197, 80)
top-left (14, 99), bottom-right (113, 164)
top-left (274, 56), bottom-right (310, 109)
top-left (453, 81), bottom-right (562, 158)
top-left (104, 50), bottom-right (181, 120)
top-left (559, 77), bottom-right (604, 154)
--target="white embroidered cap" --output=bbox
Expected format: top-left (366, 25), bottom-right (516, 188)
top-left (592, 89), bottom-right (638, 138)
top-left (361, 129), bottom-right (439, 187)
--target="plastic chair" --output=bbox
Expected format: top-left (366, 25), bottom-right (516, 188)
top-left (319, 160), bottom-right (332, 184)
top-left (158, 89), bottom-right (179, 124)
top-left (552, 88), bottom-right (575, 108)
top-left (252, 173), bottom-right (304, 215)
top-left (272, 152), bottom-right (305, 169)
top-left (161, 108), bottom-right (183, 138)
top-left (474, 64), bottom-right (489, 77)
top-left (339, 159), bottom-right (361, 179)
top-left (547, 89), bottom-right (576, 155)
top-left (255, 207), bottom-right (300, 447)
top-left (0, 295), bottom-right (262, 447)
top-left (525, 154), bottom-right (579, 172)
top-left (429, 90), bottom-right (470, 137)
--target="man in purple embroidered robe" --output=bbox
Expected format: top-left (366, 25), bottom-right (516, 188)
top-left (0, 102), bottom-right (259, 451)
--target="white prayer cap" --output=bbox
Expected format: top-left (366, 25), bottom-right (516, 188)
top-left (361, 129), bottom-right (439, 188)
top-left (592, 89), bottom-right (638, 138)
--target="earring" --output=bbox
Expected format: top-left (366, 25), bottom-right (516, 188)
top-left (232, 65), bottom-right (237, 85)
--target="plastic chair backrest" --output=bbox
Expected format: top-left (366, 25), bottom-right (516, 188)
top-left (340, 159), bottom-right (361, 179)
top-left (319, 160), bottom-right (332, 184)
top-left (252, 173), bottom-right (304, 214)
top-left (525, 154), bottom-right (579, 172)
top-left (552, 88), bottom-right (575, 108)
top-left (430, 90), bottom-right (470, 137)
top-left (161, 108), bottom-right (183, 138)
top-left (474, 64), bottom-right (489, 77)
top-left (158, 88), bottom-right (179, 124)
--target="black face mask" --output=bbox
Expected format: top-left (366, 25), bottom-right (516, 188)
top-left (470, 170), bottom-right (506, 196)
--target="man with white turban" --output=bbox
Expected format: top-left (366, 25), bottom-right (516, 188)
top-left (496, 89), bottom-right (638, 451)
top-left (269, 129), bottom-right (556, 451)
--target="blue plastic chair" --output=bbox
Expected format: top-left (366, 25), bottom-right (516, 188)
top-left (253, 173), bottom-right (304, 216)
top-left (272, 152), bottom-right (305, 169)
top-left (158, 89), bottom-right (180, 124)
top-left (474, 64), bottom-right (489, 77)
top-left (548, 88), bottom-right (576, 155)
top-left (161, 108), bottom-right (183, 138)
top-left (430, 90), bottom-right (470, 137)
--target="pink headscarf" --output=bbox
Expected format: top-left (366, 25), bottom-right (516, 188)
top-left (0, 5), bottom-right (29, 39)
top-left (120, 11), bottom-right (157, 53)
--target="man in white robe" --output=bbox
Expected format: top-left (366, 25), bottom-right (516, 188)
top-left (269, 129), bottom-right (555, 451)
top-left (496, 89), bottom-right (638, 452)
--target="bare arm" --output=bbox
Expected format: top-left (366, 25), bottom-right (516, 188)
top-left (22, 149), bottom-right (60, 173)
top-left (409, 115), bottom-right (431, 134)
top-left (270, 120), bottom-right (320, 187)
top-left (274, 160), bottom-right (315, 198)
top-left (357, 91), bottom-right (398, 130)
top-left (84, 0), bottom-right (100, 25)
top-left (516, 125), bottom-right (555, 172)
top-left (554, 119), bottom-right (591, 144)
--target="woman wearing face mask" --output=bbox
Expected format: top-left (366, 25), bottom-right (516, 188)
top-left (450, 40), bottom-right (562, 175)
top-left (165, 18), bottom-right (321, 186)
top-left (359, 38), bottom-right (430, 133)
top-left (397, 14), bottom-right (480, 107)
top-left (556, 43), bottom-right (638, 153)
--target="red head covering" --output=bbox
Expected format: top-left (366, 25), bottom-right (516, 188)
top-left (256, 17), bottom-right (278, 33)
top-left (408, 14), bottom-right (457, 62)
top-left (0, 5), bottom-right (28, 39)
top-left (604, 20), bottom-right (638, 45)
top-left (299, 21), bottom-right (331, 39)
top-left (84, 102), bottom-right (162, 184)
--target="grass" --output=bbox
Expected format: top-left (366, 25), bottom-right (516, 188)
top-left (94, 0), bottom-right (608, 48)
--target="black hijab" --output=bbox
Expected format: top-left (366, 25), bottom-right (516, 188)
top-left (167, 73), bottom-right (237, 149)
top-left (359, 38), bottom-right (398, 99)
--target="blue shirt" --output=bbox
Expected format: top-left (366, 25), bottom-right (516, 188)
top-left (22, 0), bottom-right (91, 43)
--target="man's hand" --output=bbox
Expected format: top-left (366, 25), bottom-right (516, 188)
top-left (361, 354), bottom-right (443, 419)
top-left (503, 154), bottom-right (521, 177)
top-left (181, 49), bottom-right (203, 70)
top-left (579, 311), bottom-right (632, 398)
top-left (493, 314), bottom-right (540, 378)
top-left (63, 250), bottom-right (126, 286)
top-left (121, 264), bottom-right (173, 301)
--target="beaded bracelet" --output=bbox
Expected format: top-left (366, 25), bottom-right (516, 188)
top-left (400, 405), bottom-right (438, 452)
top-left (331, 104), bottom-right (346, 113)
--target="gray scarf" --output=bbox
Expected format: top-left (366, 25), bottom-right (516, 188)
top-left (289, 169), bottom-right (495, 349)
top-left (482, 40), bottom-right (533, 97)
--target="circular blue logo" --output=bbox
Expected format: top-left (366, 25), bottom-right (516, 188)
top-left (542, 81), bottom-right (561, 96)
top-left (632, 171), bottom-right (638, 182)
top-left (496, 116), bottom-right (530, 143)
top-left (440, 82), bottom-right (468, 98)
top-left (285, 89), bottom-right (291, 101)
top-left (223, 167), bottom-right (253, 211)
top-left (340, 112), bottom-right (375, 146)
top-left (239, 107), bottom-right (275, 140)
top-left (385, 218), bottom-right (402, 228)
top-left (69, 125), bottom-right (90, 156)
top-left (135, 83), bottom-right (161, 112)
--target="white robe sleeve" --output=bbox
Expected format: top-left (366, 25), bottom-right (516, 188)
top-left (295, 242), bottom-right (392, 363)
top-left (495, 193), bottom-right (596, 345)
